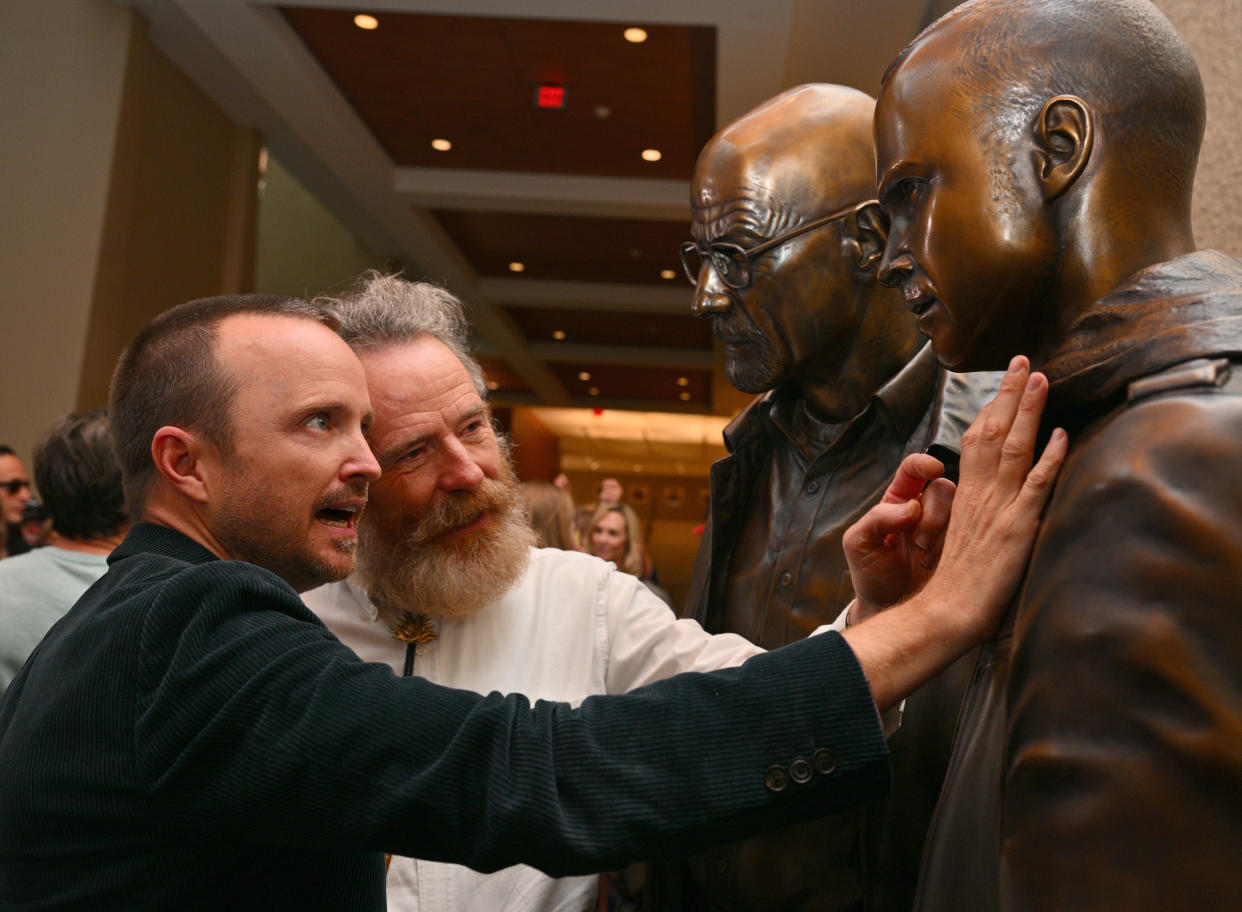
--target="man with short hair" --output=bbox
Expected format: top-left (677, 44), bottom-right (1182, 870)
top-left (677, 83), bottom-right (995, 911)
top-left (305, 274), bottom-right (769, 912)
top-left (873, 1), bottom-right (1242, 908)
top-left (0, 446), bottom-right (32, 558)
top-left (0, 291), bottom-right (1059, 909)
top-left (0, 411), bottom-right (128, 695)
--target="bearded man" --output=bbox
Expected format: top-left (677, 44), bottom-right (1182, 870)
top-left (303, 273), bottom-right (768, 912)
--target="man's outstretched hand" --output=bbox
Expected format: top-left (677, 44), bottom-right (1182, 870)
top-left (841, 356), bottom-right (1067, 710)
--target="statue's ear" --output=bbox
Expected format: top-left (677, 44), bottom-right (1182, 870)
top-left (1036, 95), bottom-right (1093, 202)
top-left (843, 201), bottom-right (889, 284)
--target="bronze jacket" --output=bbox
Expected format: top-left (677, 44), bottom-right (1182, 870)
top-left (915, 250), bottom-right (1242, 912)
top-left (667, 345), bottom-right (993, 912)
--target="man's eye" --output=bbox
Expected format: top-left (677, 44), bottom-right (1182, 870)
top-left (305, 414), bottom-right (330, 431)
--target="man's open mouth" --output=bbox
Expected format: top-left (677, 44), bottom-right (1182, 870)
top-left (316, 504), bottom-right (362, 528)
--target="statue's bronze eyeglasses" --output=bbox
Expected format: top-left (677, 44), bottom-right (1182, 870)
top-left (679, 200), bottom-right (877, 289)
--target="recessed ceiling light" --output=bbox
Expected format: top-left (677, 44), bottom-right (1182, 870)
top-left (486, 379), bottom-right (500, 390)
top-left (660, 269), bottom-right (676, 280)
top-left (679, 391), bottom-right (692, 401)
top-left (353, 14), bottom-right (378, 30)
top-left (633, 463), bottom-right (643, 472)
top-left (578, 371), bottom-right (591, 381)
top-left (641, 148), bottom-right (662, 162)
top-left (431, 138), bottom-right (452, 152)
top-left (676, 376), bottom-right (689, 386)
top-left (552, 330), bottom-right (567, 340)
top-left (508, 261), bottom-right (525, 273)
top-left (624, 27), bottom-right (648, 43)
top-left (588, 386), bottom-right (600, 396)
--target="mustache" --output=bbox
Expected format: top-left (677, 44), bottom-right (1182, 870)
top-left (404, 476), bottom-right (516, 547)
top-left (313, 481), bottom-right (369, 514)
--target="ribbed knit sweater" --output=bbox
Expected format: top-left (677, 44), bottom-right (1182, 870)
top-left (0, 523), bottom-right (888, 910)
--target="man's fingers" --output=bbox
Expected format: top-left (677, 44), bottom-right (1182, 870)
top-left (912, 478), bottom-right (955, 551)
top-left (1015, 426), bottom-right (1068, 512)
top-left (844, 499), bottom-right (922, 553)
top-left (959, 355), bottom-right (1030, 479)
top-left (880, 453), bottom-right (946, 504)
top-left (995, 370), bottom-right (1050, 485)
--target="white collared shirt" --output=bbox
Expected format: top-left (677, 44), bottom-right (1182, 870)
top-left (303, 546), bottom-right (763, 912)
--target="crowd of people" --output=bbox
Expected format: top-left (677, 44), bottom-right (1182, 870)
top-left (1, 1), bottom-right (1239, 910)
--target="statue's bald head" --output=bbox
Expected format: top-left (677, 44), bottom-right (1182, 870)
top-left (885, 0), bottom-right (1205, 197)
top-left (695, 84), bottom-right (878, 221)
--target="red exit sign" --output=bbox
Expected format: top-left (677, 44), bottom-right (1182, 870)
top-left (535, 84), bottom-right (567, 109)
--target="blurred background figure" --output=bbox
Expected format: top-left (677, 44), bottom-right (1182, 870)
top-left (596, 476), bottom-right (624, 506)
top-left (0, 446), bottom-right (33, 559)
top-left (0, 411), bottom-right (129, 696)
top-left (591, 502), bottom-right (669, 605)
top-left (519, 479), bottom-right (579, 551)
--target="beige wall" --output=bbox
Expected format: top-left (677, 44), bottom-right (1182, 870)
top-left (77, 18), bottom-right (260, 413)
top-left (0, 1), bottom-right (134, 460)
top-left (1157, 0), bottom-right (1242, 256)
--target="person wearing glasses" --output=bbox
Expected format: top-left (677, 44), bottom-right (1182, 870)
top-left (664, 84), bottom-right (998, 912)
top-left (0, 413), bottom-right (128, 695)
top-left (0, 446), bottom-right (33, 559)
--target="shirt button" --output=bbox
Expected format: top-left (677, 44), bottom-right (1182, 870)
top-left (807, 481), bottom-right (819, 494)
top-left (789, 756), bottom-right (813, 784)
top-left (779, 572), bottom-right (792, 587)
top-left (763, 765), bottom-right (789, 793)
top-left (812, 748), bottom-right (837, 775)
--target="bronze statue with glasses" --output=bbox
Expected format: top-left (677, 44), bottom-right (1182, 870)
top-left (650, 84), bottom-right (998, 912)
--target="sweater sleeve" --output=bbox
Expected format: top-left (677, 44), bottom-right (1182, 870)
top-left (135, 562), bottom-right (889, 876)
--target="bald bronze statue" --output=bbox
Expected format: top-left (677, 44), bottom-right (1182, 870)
top-left (875, 1), bottom-right (1242, 909)
top-left (669, 84), bottom-right (995, 912)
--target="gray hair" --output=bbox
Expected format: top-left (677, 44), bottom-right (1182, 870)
top-left (316, 272), bottom-right (488, 397)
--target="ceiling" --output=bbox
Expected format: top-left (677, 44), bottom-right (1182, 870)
top-left (118, 0), bottom-right (960, 424)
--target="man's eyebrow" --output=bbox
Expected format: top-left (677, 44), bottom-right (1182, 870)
top-left (376, 430), bottom-right (432, 463)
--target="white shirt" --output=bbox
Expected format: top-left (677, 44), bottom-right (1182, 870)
top-left (303, 546), bottom-right (763, 912)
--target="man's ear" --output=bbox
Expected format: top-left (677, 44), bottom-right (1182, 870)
top-left (150, 426), bottom-right (211, 505)
top-left (1036, 95), bottom-right (1093, 202)
top-left (842, 201), bottom-right (889, 284)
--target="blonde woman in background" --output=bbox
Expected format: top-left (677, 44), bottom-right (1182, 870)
top-left (590, 502), bottom-right (670, 605)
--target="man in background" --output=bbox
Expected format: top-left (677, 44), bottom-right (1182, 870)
top-left (0, 446), bottom-right (33, 558)
top-left (675, 83), bottom-right (994, 911)
top-left (0, 411), bottom-right (128, 694)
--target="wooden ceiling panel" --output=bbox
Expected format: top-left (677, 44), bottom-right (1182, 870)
top-left (433, 210), bottom-right (691, 284)
top-left (505, 306), bottom-right (709, 350)
top-left (549, 364), bottom-right (711, 406)
top-left (280, 8), bottom-right (716, 178)
top-left (477, 355), bottom-right (531, 393)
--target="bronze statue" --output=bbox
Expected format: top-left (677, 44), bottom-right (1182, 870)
top-left (669, 84), bottom-right (995, 912)
top-left (875, 1), bottom-right (1242, 909)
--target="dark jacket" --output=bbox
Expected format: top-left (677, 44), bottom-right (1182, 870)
top-left (0, 523), bottom-right (890, 911)
top-left (676, 345), bottom-right (992, 912)
top-left (915, 250), bottom-right (1242, 912)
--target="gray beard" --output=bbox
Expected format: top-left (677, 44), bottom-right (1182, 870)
top-left (355, 473), bottom-right (536, 623)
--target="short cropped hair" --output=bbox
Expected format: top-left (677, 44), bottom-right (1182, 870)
top-left (32, 411), bottom-right (127, 541)
top-left (883, 0), bottom-right (1205, 197)
top-left (316, 272), bottom-right (488, 398)
top-left (0, 446), bottom-right (15, 459)
top-left (108, 294), bottom-right (335, 515)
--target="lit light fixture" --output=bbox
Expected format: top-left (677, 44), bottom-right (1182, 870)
top-left (353, 13), bottom-right (379, 30)
top-left (552, 330), bottom-right (567, 340)
top-left (641, 148), bottom-right (662, 162)
top-left (486, 379), bottom-right (500, 391)
top-left (508, 261), bottom-right (525, 273)
top-left (578, 371), bottom-right (591, 381)
top-left (633, 463), bottom-right (643, 472)
top-left (624, 27), bottom-right (648, 43)
top-left (431, 138), bottom-right (452, 152)
top-left (676, 376), bottom-right (689, 386)
top-left (588, 386), bottom-right (600, 396)
top-left (679, 391), bottom-right (692, 401)
top-left (660, 269), bottom-right (676, 280)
